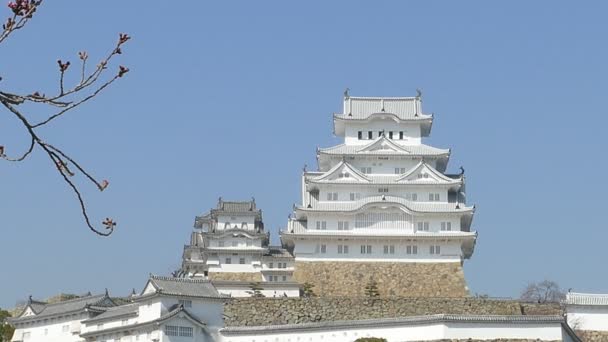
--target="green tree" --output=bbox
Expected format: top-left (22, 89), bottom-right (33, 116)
top-left (301, 282), bottom-right (316, 297)
top-left (364, 278), bottom-right (380, 298)
top-left (354, 338), bottom-right (387, 342)
top-left (0, 308), bottom-right (14, 342)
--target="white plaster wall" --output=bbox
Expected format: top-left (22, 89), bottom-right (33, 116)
top-left (215, 286), bottom-right (299, 298)
top-left (306, 212), bottom-right (461, 233)
top-left (11, 313), bottom-right (88, 342)
top-left (317, 184), bottom-right (449, 204)
top-left (292, 238), bottom-right (463, 261)
top-left (323, 156), bottom-right (440, 174)
top-left (344, 121), bottom-right (422, 146)
top-left (567, 305), bottom-right (608, 331)
top-left (219, 321), bottom-right (567, 342)
top-left (216, 215), bottom-right (256, 232)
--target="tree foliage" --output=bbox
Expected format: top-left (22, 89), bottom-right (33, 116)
top-left (364, 278), bottom-right (380, 298)
top-left (0, 308), bottom-right (14, 342)
top-left (301, 282), bottom-right (316, 297)
top-left (520, 280), bottom-right (566, 303)
top-left (1, 0), bottom-right (129, 236)
top-left (246, 282), bottom-right (265, 298)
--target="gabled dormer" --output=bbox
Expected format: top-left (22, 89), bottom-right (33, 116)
top-left (310, 160), bottom-right (371, 184)
top-left (356, 135), bottom-right (413, 154)
top-left (396, 161), bottom-right (462, 185)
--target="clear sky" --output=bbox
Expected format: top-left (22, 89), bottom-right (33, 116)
top-left (1, 1), bottom-right (608, 308)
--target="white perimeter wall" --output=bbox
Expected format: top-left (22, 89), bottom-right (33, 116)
top-left (567, 305), bottom-right (608, 331)
top-left (219, 321), bottom-right (569, 342)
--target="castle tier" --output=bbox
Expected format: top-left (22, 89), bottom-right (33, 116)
top-left (182, 199), bottom-right (295, 285)
top-left (281, 93), bottom-right (477, 297)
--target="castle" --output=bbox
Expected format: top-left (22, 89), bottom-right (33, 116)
top-left (8, 92), bottom-right (608, 342)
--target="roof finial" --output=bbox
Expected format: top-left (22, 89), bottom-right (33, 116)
top-left (380, 129), bottom-right (385, 137)
top-left (416, 88), bottom-right (422, 98)
top-left (303, 164), bottom-right (307, 172)
top-left (28, 295), bottom-right (32, 304)
top-left (344, 87), bottom-right (350, 99)
top-left (104, 288), bottom-right (109, 297)
top-left (382, 195), bottom-right (386, 201)
top-left (341, 155), bottom-right (346, 163)
top-left (459, 166), bottom-right (465, 175)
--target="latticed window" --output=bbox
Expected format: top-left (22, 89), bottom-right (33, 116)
top-left (165, 325), bottom-right (179, 336)
top-left (179, 326), bottom-right (193, 337)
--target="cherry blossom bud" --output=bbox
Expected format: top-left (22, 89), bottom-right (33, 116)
top-left (118, 66), bottom-right (129, 77)
top-left (118, 33), bottom-right (130, 45)
top-left (102, 218), bottom-right (116, 230)
top-left (100, 180), bottom-right (109, 191)
top-left (0, 145), bottom-right (5, 157)
top-left (78, 51), bottom-right (88, 60)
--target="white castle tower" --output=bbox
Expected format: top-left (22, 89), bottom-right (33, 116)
top-left (281, 91), bottom-right (477, 297)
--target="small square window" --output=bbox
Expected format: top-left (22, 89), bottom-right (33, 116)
top-left (225, 257), bottom-right (232, 264)
top-left (239, 257), bottom-right (245, 264)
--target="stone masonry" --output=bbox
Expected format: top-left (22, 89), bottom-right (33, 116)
top-left (575, 330), bottom-right (608, 342)
top-left (224, 297), bottom-right (561, 326)
top-left (293, 261), bottom-right (468, 297)
top-left (208, 272), bottom-right (262, 282)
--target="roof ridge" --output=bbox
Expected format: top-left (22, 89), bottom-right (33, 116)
top-left (151, 275), bottom-right (212, 284)
top-left (41, 293), bottom-right (104, 307)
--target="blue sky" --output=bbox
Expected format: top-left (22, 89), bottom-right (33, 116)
top-left (2, 1), bottom-right (608, 308)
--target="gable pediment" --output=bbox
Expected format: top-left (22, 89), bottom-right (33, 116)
top-left (396, 161), bottom-right (458, 183)
top-left (357, 136), bottom-right (410, 154)
top-left (311, 161), bottom-right (370, 183)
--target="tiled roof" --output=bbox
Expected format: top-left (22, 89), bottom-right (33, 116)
top-left (221, 314), bottom-right (566, 335)
top-left (318, 142), bottom-right (449, 156)
top-left (82, 303), bottom-right (139, 323)
top-left (80, 305), bottom-right (206, 338)
top-left (336, 96), bottom-right (432, 121)
top-left (195, 198), bottom-right (263, 228)
top-left (263, 246), bottom-right (295, 259)
top-left (10, 294), bottom-right (114, 323)
top-left (565, 292), bottom-right (608, 306)
top-left (147, 275), bottom-right (224, 299)
top-left (297, 195), bottom-right (473, 214)
top-left (219, 200), bottom-right (256, 212)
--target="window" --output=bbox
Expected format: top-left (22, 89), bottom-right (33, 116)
top-left (394, 167), bottom-right (406, 174)
top-left (406, 245), bottom-right (418, 255)
top-left (326, 192), bottom-right (338, 201)
top-left (361, 245), bottom-right (372, 254)
top-left (441, 222), bottom-right (452, 231)
top-left (225, 257), bottom-right (232, 264)
top-left (218, 241), bottom-right (224, 247)
top-left (399, 131), bottom-right (404, 140)
top-left (338, 221), bottom-right (349, 230)
top-left (122, 319), bottom-right (129, 326)
top-left (368, 131), bottom-right (373, 139)
top-left (179, 299), bottom-right (192, 308)
top-left (338, 244), bottom-right (349, 254)
top-left (316, 221), bottom-right (327, 230)
top-left (349, 193), bottom-right (361, 201)
top-left (383, 245), bottom-right (395, 254)
top-left (358, 131), bottom-right (362, 140)
top-left (320, 244), bottom-right (327, 254)
top-left (412, 193), bottom-right (418, 201)
top-left (430, 245), bottom-right (441, 255)
top-left (417, 222), bottom-right (430, 231)
top-left (62, 324), bottom-right (69, 332)
top-left (179, 326), bottom-right (193, 337)
top-left (282, 275), bottom-right (287, 281)
top-left (239, 257), bottom-right (246, 264)
top-left (429, 193), bottom-right (440, 201)
top-left (269, 262), bottom-right (274, 268)
top-left (434, 193), bottom-right (440, 201)
top-left (378, 187), bottom-right (389, 193)
top-left (166, 325), bottom-right (179, 336)
top-left (388, 131), bottom-right (393, 139)
top-left (360, 167), bottom-right (372, 174)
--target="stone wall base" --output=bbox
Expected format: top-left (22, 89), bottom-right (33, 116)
top-left (575, 330), bottom-right (608, 342)
top-left (208, 272), bottom-right (262, 282)
top-left (293, 261), bottom-right (468, 297)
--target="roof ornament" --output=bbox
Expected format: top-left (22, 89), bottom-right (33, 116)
top-left (303, 164), bottom-right (307, 172)
top-left (455, 203), bottom-right (460, 209)
top-left (382, 195), bottom-right (386, 201)
top-left (459, 166), bottom-right (465, 176)
top-left (28, 295), bottom-right (32, 304)
top-left (344, 87), bottom-right (350, 99)
top-left (416, 88), bottom-right (422, 98)
top-left (380, 129), bottom-right (385, 137)
top-left (104, 288), bottom-right (109, 297)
